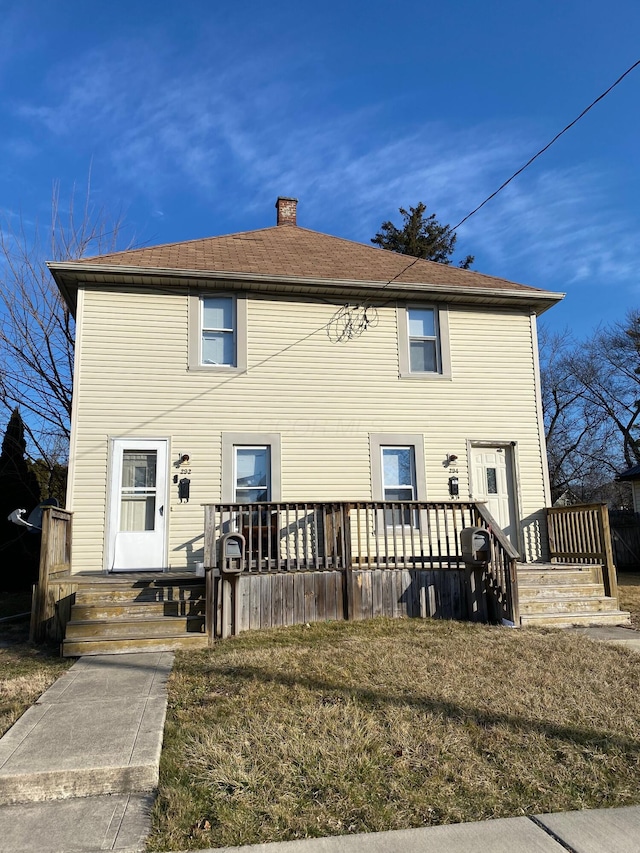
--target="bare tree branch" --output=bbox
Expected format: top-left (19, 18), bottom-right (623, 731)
top-left (0, 181), bottom-right (129, 471)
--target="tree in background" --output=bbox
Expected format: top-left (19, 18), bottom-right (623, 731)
top-left (0, 180), bottom-right (127, 483)
top-left (372, 202), bottom-right (474, 269)
top-left (539, 312), bottom-right (640, 506)
top-left (0, 409), bottom-right (42, 590)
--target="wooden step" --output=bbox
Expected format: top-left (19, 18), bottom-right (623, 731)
top-left (521, 610), bottom-right (631, 629)
top-left (517, 567), bottom-right (601, 586)
top-left (519, 596), bottom-right (620, 616)
top-left (71, 600), bottom-right (205, 620)
top-left (518, 583), bottom-right (604, 600)
top-left (74, 583), bottom-right (205, 605)
top-left (62, 633), bottom-right (210, 657)
top-left (65, 615), bottom-right (205, 640)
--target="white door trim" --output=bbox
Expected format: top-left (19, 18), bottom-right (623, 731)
top-left (467, 439), bottom-right (523, 554)
top-left (105, 437), bottom-right (170, 572)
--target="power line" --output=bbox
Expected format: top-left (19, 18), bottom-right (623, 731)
top-left (451, 58), bottom-right (640, 231)
top-left (365, 58), bottom-right (640, 302)
top-left (326, 61), bottom-right (640, 340)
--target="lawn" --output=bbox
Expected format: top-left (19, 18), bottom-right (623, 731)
top-left (149, 618), bottom-right (640, 851)
top-left (618, 572), bottom-right (640, 629)
top-left (0, 591), bottom-right (73, 738)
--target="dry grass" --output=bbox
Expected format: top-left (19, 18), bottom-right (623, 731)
top-left (149, 618), bottom-right (640, 851)
top-left (0, 592), bottom-right (72, 738)
top-left (618, 573), bottom-right (640, 630)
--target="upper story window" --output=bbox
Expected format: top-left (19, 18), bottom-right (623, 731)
top-left (202, 296), bottom-right (235, 366)
top-left (397, 304), bottom-right (451, 380)
top-left (188, 292), bottom-right (247, 373)
top-left (408, 308), bottom-right (439, 372)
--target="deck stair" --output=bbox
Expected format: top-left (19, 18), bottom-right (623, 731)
top-left (517, 563), bottom-right (630, 628)
top-left (62, 573), bottom-right (209, 656)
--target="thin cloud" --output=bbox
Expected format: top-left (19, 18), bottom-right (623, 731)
top-left (15, 36), bottom-right (640, 291)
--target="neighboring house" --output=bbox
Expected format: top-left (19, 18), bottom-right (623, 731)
top-left (47, 197), bottom-right (563, 576)
top-left (616, 464), bottom-right (640, 513)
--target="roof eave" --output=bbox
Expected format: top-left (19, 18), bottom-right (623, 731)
top-left (47, 261), bottom-right (565, 316)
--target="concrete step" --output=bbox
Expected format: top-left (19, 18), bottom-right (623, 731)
top-left (71, 600), bottom-right (205, 620)
top-left (74, 583), bottom-right (205, 605)
top-left (521, 610), bottom-right (631, 629)
top-left (65, 615), bottom-right (205, 640)
top-left (62, 634), bottom-right (209, 657)
top-left (518, 582), bottom-right (605, 600)
top-left (519, 596), bottom-right (620, 616)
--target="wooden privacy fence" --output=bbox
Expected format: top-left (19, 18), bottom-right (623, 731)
top-left (30, 507), bottom-right (76, 643)
top-left (609, 511), bottom-right (640, 570)
top-left (546, 503), bottom-right (618, 599)
top-left (203, 500), bottom-right (520, 637)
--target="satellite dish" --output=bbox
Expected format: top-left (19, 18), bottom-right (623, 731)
top-left (8, 497), bottom-right (59, 534)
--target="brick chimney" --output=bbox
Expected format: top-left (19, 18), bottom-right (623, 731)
top-left (275, 196), bottom-right (298, 226)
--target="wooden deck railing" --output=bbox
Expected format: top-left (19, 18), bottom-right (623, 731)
top-left (546, 503), bottom-right (618, 600)
top-left (203, 500), bottom-right (520, 626)
top-left (30, 507), bottom-right (76, 643)
top-left (474, 503), bottom-right (520, 625)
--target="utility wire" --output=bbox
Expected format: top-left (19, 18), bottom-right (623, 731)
top-left (369, 58), bottom-right (640, 298)
top-left (451, 58), bottom-right (640, 231)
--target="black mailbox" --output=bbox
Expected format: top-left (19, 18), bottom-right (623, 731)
top-left (219, 533), bottom-right (245, 574)
top-left (460, 527), bottom-right (491, 566)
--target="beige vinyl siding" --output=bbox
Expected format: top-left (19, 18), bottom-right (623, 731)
top-left (69, 285), bottom-right (548, 572)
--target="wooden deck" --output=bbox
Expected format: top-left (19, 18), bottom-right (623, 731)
top-left (30, 501), bottom-right (624, 646)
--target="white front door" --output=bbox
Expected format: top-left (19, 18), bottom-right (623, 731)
top-left (107, 439), bottom-right (168, 572)
top-left (470, 445), bottom-right (517, 543)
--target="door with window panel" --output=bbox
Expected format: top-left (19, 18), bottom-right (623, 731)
top-left (108, 439), bottom-right (168, 571)
top-left (470, 445), bottom-right (516, 543)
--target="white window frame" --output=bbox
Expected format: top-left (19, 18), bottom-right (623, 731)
top-left (397, 304), bottom-right (451, 379)
top-left (381, 445), bottom-right (417, 527)
top-left (222, 433), bottom-right (281, 502)
top-left (233, 445), bottom-right (271, 503)
top-left (188, 291), bottom-right (247, 373)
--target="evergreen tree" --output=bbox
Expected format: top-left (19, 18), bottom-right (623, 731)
top-left (0, 409), bottom-right (42, 590)
top-left (372, 202), bottom-right (474, 269)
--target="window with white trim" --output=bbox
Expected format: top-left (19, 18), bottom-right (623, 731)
top-left (234, 446), bottom-right (270, 503)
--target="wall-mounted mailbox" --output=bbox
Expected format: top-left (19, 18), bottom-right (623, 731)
top-left (460, 527), bottom-right (491, 567)
top-left (448, 476), bottom-right (459, 497)
top-left (219, 532), bottom-right (245, 574)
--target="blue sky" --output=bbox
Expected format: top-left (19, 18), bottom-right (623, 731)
top-left (1, 0), bottom-right (639, 339)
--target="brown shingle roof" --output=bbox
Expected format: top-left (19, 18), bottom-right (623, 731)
top-left (70, 225), bottom-right (547, 295)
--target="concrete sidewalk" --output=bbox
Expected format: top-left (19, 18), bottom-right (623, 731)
top-left (180, 806), bottom-right (640, 852)
top-left (0, 652), bottom-right (173, 852)
top-left (568, 624), bottom-right (640, 653)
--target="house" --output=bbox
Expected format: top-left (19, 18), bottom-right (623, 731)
top-left (39, 197), bottom-right (629, 653)
top-left (616, 464), bottom-right (640, 513)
